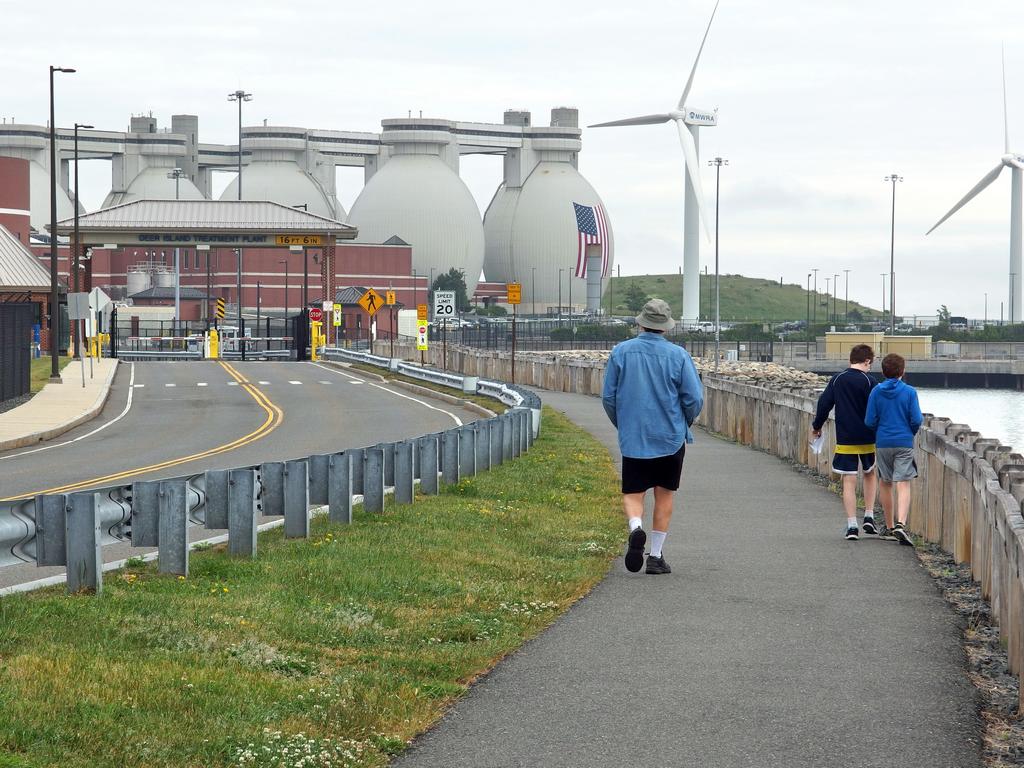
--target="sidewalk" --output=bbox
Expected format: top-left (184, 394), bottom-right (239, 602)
top-left (394, 390), bottom-right (983, 768)
top-left (0, 358), bottom-right (119, 451)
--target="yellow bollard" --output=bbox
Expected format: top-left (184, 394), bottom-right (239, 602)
top-left (310, 321), bottom-right (323, 362)
top-left (208, 329), bottom-right (220, 360)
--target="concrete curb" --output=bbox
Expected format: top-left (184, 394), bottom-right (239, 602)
top-left (0, 360), bottom-right (120, 453)
top-left (319, 360), bottom-right (496, 418)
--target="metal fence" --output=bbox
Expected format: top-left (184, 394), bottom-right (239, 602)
top-left (0, 360), bottom-right (542, 595)
top-left (0, 303), bottom-right (33, 404)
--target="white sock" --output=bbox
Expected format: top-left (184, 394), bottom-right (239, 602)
top-left (650, 530), bottom-right (667, 558)
top-left (847, 517), bottom-right (857, 529)
top-left (863, 511), bottom-right (874, 520)
top-left (628, 517), bottom-right (643, 532)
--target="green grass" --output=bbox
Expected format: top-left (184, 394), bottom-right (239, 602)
top-left (29, 356), bottom-right (70, 394)
top-left (0, 408), bottom-right (621, 768)
top-left (605, 273), bottom-right (883, 323)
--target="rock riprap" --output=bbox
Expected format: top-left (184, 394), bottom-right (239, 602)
top-left (519, 350), bottom-right (828, 390)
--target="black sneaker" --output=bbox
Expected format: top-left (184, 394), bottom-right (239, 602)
top-left (624, 528), bottom-right (647, 572)
top-left (862, 517), bottom-right (878, 535)
top-left (845, 526), bottom-right (859, 540)
top-left (645, 555), bottom-right (672, 574)
top-left (893, 523), bottom-right (914, 547)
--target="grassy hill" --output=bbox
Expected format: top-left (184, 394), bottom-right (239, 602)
top-left (604, 273), bottom-right (884, 324)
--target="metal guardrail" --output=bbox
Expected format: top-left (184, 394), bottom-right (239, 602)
top-left (0, 359), bottom-right (540, 594)
top-left (321, 347), bottom-right (535, 411)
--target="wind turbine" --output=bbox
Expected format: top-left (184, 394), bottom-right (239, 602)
top-left (927, 50), bottom-right (1024, 323)
top-left (589, 0), bottom-right (720, 324)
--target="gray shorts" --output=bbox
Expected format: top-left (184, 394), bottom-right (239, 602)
top-left (876, 447), bottom-right (918, 482)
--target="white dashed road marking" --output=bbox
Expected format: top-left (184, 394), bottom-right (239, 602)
top-left (197, 382), bottom-right (208, 387)
top-left (348, 380), bottom-right (363, 385)
top-left (165, 383), bottom-right (176, 387)
top-left (319, 380), bottom-right (331, 384)
top-left (228, 381), bottom-right (239, 386)
top-left (133, 383), bottom-right (145, 388)
top-left (288, 380), bottom-right (302, 385)
top-left (258, 381), bottom-right (271, 385)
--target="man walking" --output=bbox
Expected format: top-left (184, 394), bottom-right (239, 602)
top-left (865, 353), bottom-right (923, 547)
top-left (810, 344), bottom-right (886, 540)
top-left (602, 299), bottom-right (703, 575)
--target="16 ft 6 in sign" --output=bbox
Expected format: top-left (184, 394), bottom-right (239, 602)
top-left (434, 291), bottom-right (456, 318)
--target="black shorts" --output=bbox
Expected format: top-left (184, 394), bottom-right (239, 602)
top-left (621, 445), bottom-right (686, 494)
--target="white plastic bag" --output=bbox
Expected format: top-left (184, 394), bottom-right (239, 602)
top-left (809, 433), bottom-right (825, 455)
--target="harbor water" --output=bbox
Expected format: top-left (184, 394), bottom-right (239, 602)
top-left (916, 388), bottom-right (1024, 450)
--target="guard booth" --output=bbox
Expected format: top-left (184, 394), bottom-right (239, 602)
top-left (51, 201), bottom-right (357, 361)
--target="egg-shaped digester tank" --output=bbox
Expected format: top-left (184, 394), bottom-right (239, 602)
top-left (483, 111), bottom-right (613, 309)
top-left (219, 127), bottom-right (345, 220)
top-left (28, 160), bottom-right (75, 232)
top-left (347, 119), bottom-right (484, 295)
top-left (103, 163), bottom-right (205, 208)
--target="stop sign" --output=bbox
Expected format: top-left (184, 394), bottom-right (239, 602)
top-left (309, 307), bottom-right (323, 322)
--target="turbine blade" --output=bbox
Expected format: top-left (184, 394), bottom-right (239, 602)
top-left (675, 119), bottom-right (712, 242)
top-left (926, 163), bottom-right (1005, 235)
top-left (677, 0), bottom-right (721, 110)
top-left (1004, 44), bottom-right (1011, 154)
top-left (588, 114), bottom-right (672, 128)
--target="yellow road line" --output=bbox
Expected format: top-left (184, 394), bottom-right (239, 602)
top-left (0, 362), bottom-right (284, 500)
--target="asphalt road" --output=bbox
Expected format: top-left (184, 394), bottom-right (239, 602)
top-left (0, 360), bottom-right (482, 590)
top-left (0, 360), bottom-right (479, 501)
top-left (392, 390), bottom-right (983, 768)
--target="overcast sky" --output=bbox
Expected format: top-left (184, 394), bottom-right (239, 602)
top-left (4, 0), bottom-right (1024, 319)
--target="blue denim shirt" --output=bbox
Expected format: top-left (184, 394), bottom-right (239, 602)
top-left (602, 332), bottom-right (704, 458)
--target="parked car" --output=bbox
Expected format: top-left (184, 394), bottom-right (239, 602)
top-left (686, 321), bottom-right (716, 333)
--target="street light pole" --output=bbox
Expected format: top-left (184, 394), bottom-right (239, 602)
top-left (48, 65), bottom-right (75, 381)
top-left (292, 204), bottom-right (308, 310)
top-left (709, 157), bottom-right (727, 374)
top-left (843, 268), bottom-right (851, 324)
top-left (228, 89), bottom-right (252, 353)
top-left (72, 121), bottom-right (93, 360)
top-left (532, 266), bottom-right (536, 318)
top-left (824, 277), bottom-right (832, 324)
top-left (167, 168), bottom-right (185, 332)
top-left (812, 268), bottom-right (818, 326)
top-left (832, 272), bottom-right (839, 324)
top-left (806, 272), bottom-right (812, 358)
top-left (885, 174), bottom-right (903, 334)
top-left (985, 292), bottom-right (988, 326)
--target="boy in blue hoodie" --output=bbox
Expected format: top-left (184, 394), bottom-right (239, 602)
top-left (865, 353), bottom-right (923, 546)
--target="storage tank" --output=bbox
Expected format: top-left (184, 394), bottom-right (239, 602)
top-left (153, 268), bottom-right (175, 288)
top-left (126, 266), bottom-right (152, 297)
top-left (28, 160), bottom-right (75, 233)
top-left (347, 118), bottom-right (485, 295)
top-left (483, 108), bottom-right (613, 309)
top-left (219, 127), bottom-right (345, 220)
top-left (103, 164), bottom-right (204, 208)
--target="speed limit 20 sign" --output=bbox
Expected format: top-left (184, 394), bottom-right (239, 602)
top-left (433, 291), bottom-right (456, 318)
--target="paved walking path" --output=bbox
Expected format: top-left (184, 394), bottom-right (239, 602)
top-left (394, 390), bottom-right (983, 768)
top-left (0, 358), bottom-right (118, 451)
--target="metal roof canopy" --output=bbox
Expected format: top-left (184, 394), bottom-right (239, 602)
top-left (49, 199), bottom-right (358, 247)
top-left (0, 224), bottom-right (52, 292)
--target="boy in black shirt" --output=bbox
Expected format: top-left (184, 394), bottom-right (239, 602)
top-left (810, 344), bottom-right (885, 540)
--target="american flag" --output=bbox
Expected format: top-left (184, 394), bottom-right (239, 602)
top-left (573, 202), bottom-right (609, 279)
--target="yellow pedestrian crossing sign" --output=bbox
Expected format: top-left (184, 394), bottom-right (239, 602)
top-left (357, 288), bottom-right (383, 316)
